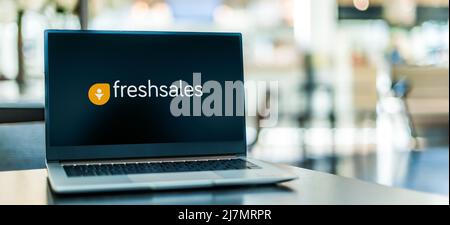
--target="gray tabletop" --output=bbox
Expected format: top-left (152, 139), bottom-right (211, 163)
top-left (0, 123), bottom-right (448, 205)
top-left (0, 167), bottom-right (448, 205)
top-left (0, 122), bottom-right (46, 171)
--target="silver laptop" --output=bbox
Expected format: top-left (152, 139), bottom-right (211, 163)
top-left (44, 30), bottom-right (296, 194)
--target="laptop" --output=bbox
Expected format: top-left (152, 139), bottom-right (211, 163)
top-left (44, 30), bottom-right (296, 194)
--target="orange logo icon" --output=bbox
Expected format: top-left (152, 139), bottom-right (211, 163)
top-left (88, 83), bottom-right (110, 105)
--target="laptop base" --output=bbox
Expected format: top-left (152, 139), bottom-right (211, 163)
top-left (47, 157), bottom-right (297, 194)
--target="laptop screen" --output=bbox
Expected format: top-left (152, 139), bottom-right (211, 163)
top-left (45, 30), bottom-right (246, 160)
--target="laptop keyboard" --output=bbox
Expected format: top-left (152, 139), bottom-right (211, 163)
top-left (63, 158), bottom-right (260, 177)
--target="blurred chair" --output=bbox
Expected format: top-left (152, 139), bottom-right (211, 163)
top-left (0, 103), bottom-right (44, 123)
top-left (392, 66), bottom-right (449, 128)
top-left (392, 65), bottom-right (449, 146)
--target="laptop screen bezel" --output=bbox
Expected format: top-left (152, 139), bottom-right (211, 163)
top-left (44, 30), bottom-right (247, 161)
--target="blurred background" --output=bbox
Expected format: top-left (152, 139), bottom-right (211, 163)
top-left (0, 0), bottom-right (448, 195)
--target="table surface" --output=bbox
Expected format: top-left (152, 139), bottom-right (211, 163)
top-left (0, 122), bottom-right (448, 205)
top-left (0, 123), bottom-right (46, 171)
top-left (0, 167), bottom-right (448, 205)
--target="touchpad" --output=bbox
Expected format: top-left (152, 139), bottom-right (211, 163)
top-left (128, 171), bottom-right (222, 183)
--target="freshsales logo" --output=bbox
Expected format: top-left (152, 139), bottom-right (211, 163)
top-left (86, 72), bottom-right (279, 127)
top-left (88, 83), bottom-right (110, 106)
top-left (88, 74), bottom-right (203, 106)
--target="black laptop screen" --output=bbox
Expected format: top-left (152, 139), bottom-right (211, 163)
top-left (46, 31), bottom-right (245, 148)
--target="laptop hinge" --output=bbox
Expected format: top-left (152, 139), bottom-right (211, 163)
top-left (59, 155), bottom-right (241, 166)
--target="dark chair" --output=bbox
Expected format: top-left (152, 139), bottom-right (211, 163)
top-left (0, 103), bottom-right (44, 123)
